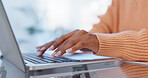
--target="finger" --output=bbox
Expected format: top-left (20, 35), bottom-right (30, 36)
top-left (41, 41), bottom-right (56, 50)
top-left (52, 51), bottom-right (63, 58)
top-left (37, 41), bottom-right (53, 51)
top-left (63, 39), bottom-right (80, 53)
top-left (51, 51), bottom-right (57, 57)
top-left (66, 41), bottom-right (87, 53)
top-left (54, 30), bottom-right (87, 53)
top-left (36, 45), bottom-right (44, 52)
top-left (38, 41), bottom-right (55, 56)
top-left (55, 32), bottom-right (97, 55)
top-left (36, 38), bottom-right (58, 52)
top-left (38, 50), bottom-right (46, 57)
top-left (54, 40), bottom-right (69, 52)
top-left (36, 44), bottom-right (48, 50)
top-left (52, 30), bottom-right (87, 57)
top-left (36, 46), bottom-right (42, 49)
top-left (80, 48), bottom-right (92, 52)
top-left (54, 41), bottom-right (86, 57)
top-left (53, 39), bottom-right (79, 57)
top-left (52, 29), bottom-right (80, 50)
top-left (51, 39), bottom-right (70, 57)
top-left (57, 33), bottom-right (89, 53)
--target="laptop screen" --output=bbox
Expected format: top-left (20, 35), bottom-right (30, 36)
top-left (2, 0), bottom-right (111, 54)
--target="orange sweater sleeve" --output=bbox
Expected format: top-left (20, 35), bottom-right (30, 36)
top-left (90, 0), bottom-right (119, 33)
top-left (95, 29), bottom-right (148, 61)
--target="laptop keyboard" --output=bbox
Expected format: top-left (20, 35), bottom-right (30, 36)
top-left (23, 53), bottom-right (80, 64)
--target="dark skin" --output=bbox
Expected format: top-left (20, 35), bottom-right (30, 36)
top-left (36, 29), bottom-right (99, 57)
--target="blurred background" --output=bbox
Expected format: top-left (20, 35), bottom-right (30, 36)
top-left (2, 0), bottom-right (111, 53)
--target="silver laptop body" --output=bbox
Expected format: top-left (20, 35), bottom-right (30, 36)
top-left (0, 0), bottom-right (117, 72)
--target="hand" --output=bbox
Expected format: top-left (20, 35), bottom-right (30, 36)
top-left (36, 29), bottom-right (99, 57)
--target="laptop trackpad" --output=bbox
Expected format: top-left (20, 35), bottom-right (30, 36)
top-left (64, 52), bottom-right (113, 60)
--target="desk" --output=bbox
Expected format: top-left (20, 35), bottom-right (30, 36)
top-left (0, 59), bottom-right (148, 78)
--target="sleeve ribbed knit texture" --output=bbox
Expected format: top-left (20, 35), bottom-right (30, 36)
top-left (96, 29), bottom-right (148, 61)
top-left (90, 0), bottom-right (148, 61)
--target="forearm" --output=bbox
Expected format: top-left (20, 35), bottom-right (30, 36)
top-left (95, 29), bottom-right (148, 61)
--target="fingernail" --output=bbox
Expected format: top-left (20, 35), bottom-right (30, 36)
top-left (37, 49), bottom-right (40, 51)
top-left (66, 48), bottom-right (72, 53)
top-left (55, 51), bottom-right (61, 56)
top-left (55, 55), bottom-right (58, 57)
top-left (41, 47), bottom-right (46, 50)
top-left (38, 53), bottom-right (42, 57)
top-left (38, 55), bottom-right (42, 57)
top-left (49, 45), bottom-right (54, 50)
top-left (37, 48), bottom-right (41, 51)
top-left (52, 52), bottom-right (56, 57)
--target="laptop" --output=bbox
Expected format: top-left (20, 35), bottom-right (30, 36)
top-left (0, 0), bottom-right (118, 72)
